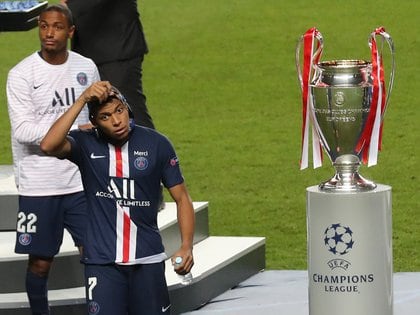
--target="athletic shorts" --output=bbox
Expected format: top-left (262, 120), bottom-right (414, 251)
top-left (15, 192), bottom-right (87, 257)
top-left (85, 262), bottom-right (170, 315)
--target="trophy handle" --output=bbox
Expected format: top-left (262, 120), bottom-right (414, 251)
top-left (295, 28), bottom-right (323, 89)
top-left (296, 28), bottom-right (324, 170)
top-left (356, 27), bottom-right (395, 166)
top-left (370, 28), bottom-right (395, 119)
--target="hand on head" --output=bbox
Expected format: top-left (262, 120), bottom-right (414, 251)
top-left (82, 81), bottom-right (112, 104)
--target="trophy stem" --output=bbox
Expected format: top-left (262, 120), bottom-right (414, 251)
top-left (319, 154), bottom-right (376, 192)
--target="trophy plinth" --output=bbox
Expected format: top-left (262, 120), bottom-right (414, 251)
top-left (306, 184), bottom-right (392, 315)
top-left (319, 154), bottom-right (376, 192)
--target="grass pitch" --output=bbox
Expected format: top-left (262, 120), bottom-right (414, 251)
top-left (0, 0), bottom-right (418, 270)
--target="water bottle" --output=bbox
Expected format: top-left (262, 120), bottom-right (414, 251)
top-left (174, 256), bottom-right (193, 285)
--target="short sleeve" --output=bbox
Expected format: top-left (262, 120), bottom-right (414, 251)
top-left (160, 136), bottom-right (184, 189)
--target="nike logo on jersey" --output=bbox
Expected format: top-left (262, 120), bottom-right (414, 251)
top-left (161, 304), bottom-right (171, 313)
top-left (90, 153), bottom-right (106, 159)
top-left (33, 83), bottom-right (43, 89)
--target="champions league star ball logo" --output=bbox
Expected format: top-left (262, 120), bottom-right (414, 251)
top-left (324, 223), bottom-right (354, 256)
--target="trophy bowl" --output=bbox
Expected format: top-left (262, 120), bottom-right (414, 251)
top-left (310, 59), bottom-right (375, 192)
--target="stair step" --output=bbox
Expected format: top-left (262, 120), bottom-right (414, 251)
top-left (0, 236), bottom-right (266, 314)
top-left (0, 165), bottom-right (18, 231)
top-left (0, 202), bottom-right (209, 293)
top-left (167, 236), bottom-right (266, 314)
top-left (0, 165), bottom-right (266, 314)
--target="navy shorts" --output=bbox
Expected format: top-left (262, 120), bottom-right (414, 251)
top-left (15, 192), bottom-right (87, 257)
top-left (85, 262), bottom-right (170, 315)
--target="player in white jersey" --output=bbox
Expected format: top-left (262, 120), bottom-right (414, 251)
top-left (6, 5), bottom-right (99, 315)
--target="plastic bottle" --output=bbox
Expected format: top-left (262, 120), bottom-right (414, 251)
top-left (174, 256), bottom-right (193, 285)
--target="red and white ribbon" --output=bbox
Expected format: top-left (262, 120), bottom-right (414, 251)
top-left (355, 27), bottom-right (388, 166)
top-left (299, 27), bottom-right (323, 170)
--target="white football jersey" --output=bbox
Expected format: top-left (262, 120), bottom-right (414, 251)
top-left (7, 51), bottom-right (100, 196)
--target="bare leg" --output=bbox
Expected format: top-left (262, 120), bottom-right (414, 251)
top-left (26, 255), bottom-right (54, 315)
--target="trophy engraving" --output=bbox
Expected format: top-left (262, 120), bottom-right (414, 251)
top-left (296, 28), bottom-right (395, 192)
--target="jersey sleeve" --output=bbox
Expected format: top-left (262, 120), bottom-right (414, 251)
top-left (7, 69), bottom-right (51, 145)
top-left (67, 130), bottom-right (83, 166)
top-left (92, 64), bottom-right (101, 82)
top-left (160, 136), bottom-right (184, 189)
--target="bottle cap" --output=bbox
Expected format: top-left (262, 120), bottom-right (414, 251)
top-left (174, 256), bottom-right (183, 264)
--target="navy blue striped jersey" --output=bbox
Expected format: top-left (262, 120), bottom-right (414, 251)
top-left (68, 125), bottom-right (184, 265)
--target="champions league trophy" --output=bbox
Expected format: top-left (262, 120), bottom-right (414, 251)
top-left (296, 27), bottom-right (395, 315)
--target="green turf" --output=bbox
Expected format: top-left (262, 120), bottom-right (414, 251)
top-left (0, 0), bottom-right (418, 271)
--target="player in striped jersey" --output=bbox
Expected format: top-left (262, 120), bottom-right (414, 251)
top-left (40, 82), bottom-right (195, 314)
top-left (6, 5), bottom-right (99, 315)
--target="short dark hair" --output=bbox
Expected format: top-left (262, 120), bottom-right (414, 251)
top-left (40, 4), bottom-right (74, 27)
top-left (87, 86), bottom-right (134, 123)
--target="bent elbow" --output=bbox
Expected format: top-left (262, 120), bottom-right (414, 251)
top-left (39, 140), bottom-right (53, 156)
top-left (40, 137), bottom-right (70, 159)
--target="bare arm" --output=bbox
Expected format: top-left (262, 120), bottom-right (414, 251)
top-left (40, 81), bottom-right (111, 158)
top-left (168, 183), bottom-right (195, 274)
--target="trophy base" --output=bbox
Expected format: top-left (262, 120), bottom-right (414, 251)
top-left (319, 154), bottom-right (377, 192)
top-left (319, 172), bottom-right (377, 192)
top-left (307, 184), bottom-right (393, 315)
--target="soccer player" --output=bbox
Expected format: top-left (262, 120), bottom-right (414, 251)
top-left (60, 0), bottom-right (154, 129)
top-left (59, 0), bottom-right (166, 211)
top-left (6, 4), bottom-right (99, 314)
top-left (40, 81), bottom-right (195, 314)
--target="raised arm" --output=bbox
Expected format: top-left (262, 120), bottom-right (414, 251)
top-left (169, 183), bottom-right (195, 274)
top-left (40, 81), bottom-right (111, 158)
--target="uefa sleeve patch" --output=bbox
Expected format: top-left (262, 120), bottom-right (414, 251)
top-left (169, 156), bottom-right (179, 167)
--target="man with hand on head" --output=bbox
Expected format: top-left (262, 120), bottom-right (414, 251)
top-left (6, 4), bottom-right (99, 315)
top-left (59, 0), bottom-right (154, 129)
top-left (40, 81), bottom-right (195, 314)
top-left (59, 0), bottom-right (167, 210)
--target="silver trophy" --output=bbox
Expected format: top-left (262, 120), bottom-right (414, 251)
top-left (296, 28), bottom-right (395, 192)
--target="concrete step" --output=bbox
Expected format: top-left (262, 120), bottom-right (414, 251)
top-left (0, 165), bottom-right (267, 314)
top-left (0, 165), bottom-right (18, 231)
top-left (0, 236), bottom-right (266, 314)
top-left (0, 202), bottom-right (209, 293)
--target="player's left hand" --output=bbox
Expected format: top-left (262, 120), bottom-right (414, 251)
top-left (171, 248), bottom-right (194, 275)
